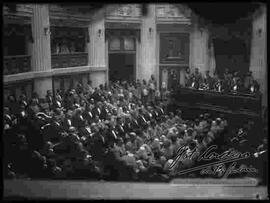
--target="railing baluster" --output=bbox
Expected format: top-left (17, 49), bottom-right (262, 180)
top-left (51, 53), bottom-right (88, 69)
top-left (4, 55), bottom-right (31, 75)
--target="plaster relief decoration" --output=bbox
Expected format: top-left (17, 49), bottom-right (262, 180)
top-left (156, 4), bottom-right (191, 19)
top-left (160, 33), bottom-right (189, 64)
top-left (106, 4), bottom-right (141, 17)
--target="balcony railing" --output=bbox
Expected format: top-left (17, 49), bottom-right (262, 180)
top-left (4, 55), bottom-right (31, 75)
top-left (51, 52), bottom-right (88, 69)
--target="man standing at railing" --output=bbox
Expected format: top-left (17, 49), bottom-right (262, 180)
top-left (148, 75), bottom-right (156, 103)
top-left (60, 39), bottom-right (70, 54)
top-left (184, 67), bottom-right (192, 87)
top-left (193, 68), bottom-right (203, 85)
top-left (203, 70), bottom-right (213, 90)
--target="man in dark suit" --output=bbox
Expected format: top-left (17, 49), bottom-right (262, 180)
top-left (72, 108), bottom-right (85, 129)
top-left (82, 104), bottom-right (94, 124)
top-left (100, 104), bottom-right (109, 121)
top-left (123, 117), bottom-right (132, 133)
top-left (115, 117), bottom-right (126, 139)
top-left (45, 90), bottom-right (53, 110)
top-left (203, 70), bottom-right (213, 89)
top-left (7, 95), bottom-right (20, 116)
top-left (92, 102), bottom-right (102, 118)
top-left (62, 111), bottom-right (73, 132)
top-left (138, 109), bottom-right (148, 129)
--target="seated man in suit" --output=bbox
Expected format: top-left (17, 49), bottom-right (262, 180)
top-left (190, 76), bottom-right (199, 89)
top-left (244, 71), bottom-right (254, 91)
top-left (249, 79), bottom-right (260, 94)
top-left (214, 79), bottom-right (224, 92)
top-left (223, 68), bottom-right (233, 82)
top-left (203, 70), bottom-right (213, 90)
top-left (193, 68), bottom-right (203, 85)
top-left (231, 71), bottom-right (241, 92)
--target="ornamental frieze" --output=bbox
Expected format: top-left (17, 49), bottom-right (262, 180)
top-left (156, 4), bottom-right (191, 20)
top-left (105, 4), bottom-right (141, 17)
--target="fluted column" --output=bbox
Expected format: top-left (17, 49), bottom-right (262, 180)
top-left (140, 4), bottom-right (157, 81)
top-left (32, 4), bottom-right (52, 98)
top-left (249, 5), bottom-right (267, 107)
top-left (88, 9), bottom-right (106, 87)
top-left (190, 19), bottom-right (210, 76)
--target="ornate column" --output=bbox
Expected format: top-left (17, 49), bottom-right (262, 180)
top-left (31, 4), bottom-right (52, 98)
top-left (249, 5), bottom-right (267, 107)
top-left (190, 17), bottom-right (210, 76)
top-left (140, 4), bottom-right (157, 81)
top-left (88, 8), bottom-right (106, 87)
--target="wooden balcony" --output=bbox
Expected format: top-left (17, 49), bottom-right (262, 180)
top-left (4, 55), bottom-right (31, 75)
top-left (51, 52), bottom-right (88, 69)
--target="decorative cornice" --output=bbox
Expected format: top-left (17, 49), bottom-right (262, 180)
top-left (49, 5), bottom-right (93, 20)
top-left (156, 18), bottom-right (191, 25)
top-left (50, 19), bottom-right (90, 28)
top-left (105, 21), bottom-right (141, 29)
top-left (105, 17), bottom-right (141, 24)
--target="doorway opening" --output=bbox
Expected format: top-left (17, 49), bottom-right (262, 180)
top-left (109, 53), bottom-right (136, 83)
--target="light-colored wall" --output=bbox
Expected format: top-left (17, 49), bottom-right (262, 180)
top-left (34, 77), bottom-right (52, 97)
top-left (32, 4), bottom-right (52, 98)
top-left (90, 71), bottom-right (107, 88)
top-left (140, 4), bottom-right (157, 82)
top-left (5, 3), bottom-right (212, 94)
top-left (189, 18), bottom-right (210, 76)
top-left (249, 5), bottom-right (267, 106)
top-left (88, 8), bottom-right (107, 87)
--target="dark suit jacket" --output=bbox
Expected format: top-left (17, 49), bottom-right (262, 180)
top-left (92, 107), bottom-right (101, 118)
top-left (82, 111), bottom-right (93, 123)
top-left (62, 118), bottom-right (72, 131)
top-left (72, 114), bottom-right (84, 129)
top-left (100, 107), bottom-right (109, 120)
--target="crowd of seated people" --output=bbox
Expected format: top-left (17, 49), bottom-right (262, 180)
top-left (3, 76), bottom-right (266, 182)
top-left (184, 67), bottom-right (260, 95)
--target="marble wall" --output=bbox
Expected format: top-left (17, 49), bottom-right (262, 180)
top-left (140, 4), bottom-right (157, 81)
top-left (189, 20), bottom-right (210, 76)
top-left (88, 8), bottom-right (107, 87)
top-left (249, 5), bottom-right (267, 106)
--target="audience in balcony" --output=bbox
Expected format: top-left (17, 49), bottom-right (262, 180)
top-left (184, 67), bottom-right (260, 94)
top-left (53, 38), bottom-right (84, 55)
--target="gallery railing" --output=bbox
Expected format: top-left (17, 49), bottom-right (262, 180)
top-left (4, 55), bottom-right (31, 75)
top-left (51, 52), bottom-right (88, 69)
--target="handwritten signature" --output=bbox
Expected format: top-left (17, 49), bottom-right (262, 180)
top-left (169, 145), bottom-right (258, 178)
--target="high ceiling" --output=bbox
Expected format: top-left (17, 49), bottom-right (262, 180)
top-left (57, 2), bottom-right (263, 24)
top-left (5, 2), bottom-right (263, 24)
